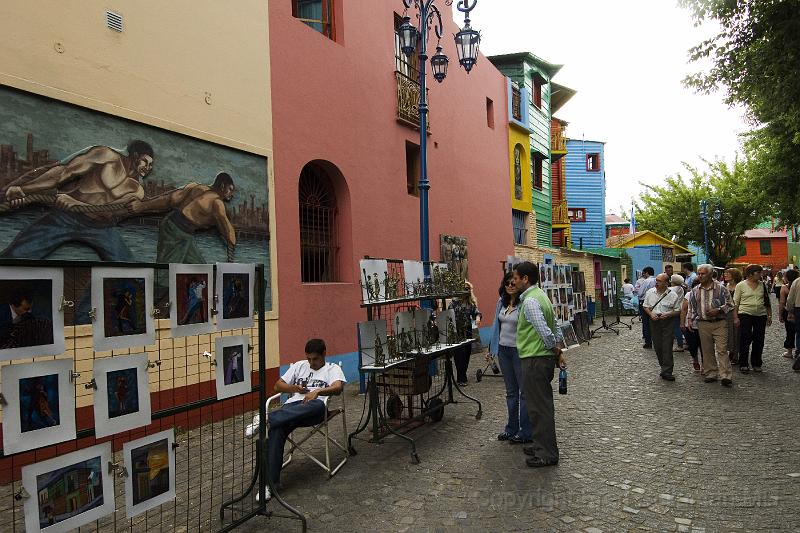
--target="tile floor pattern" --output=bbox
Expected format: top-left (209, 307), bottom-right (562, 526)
top-left (244, 314), bottom-right (800, 532)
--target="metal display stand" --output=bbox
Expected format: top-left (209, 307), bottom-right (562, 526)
top-left (348, 260), bottom-right (482, 464)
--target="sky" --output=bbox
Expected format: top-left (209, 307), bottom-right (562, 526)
top-left (458, 0), bottom-right (750, 216)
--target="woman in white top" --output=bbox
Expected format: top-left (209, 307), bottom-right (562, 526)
top-left (487, 271), bottom-right (531, 444)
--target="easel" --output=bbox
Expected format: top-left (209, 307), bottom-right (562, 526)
top-left (607, 297), bottom-right (633, 330)
top-left (591, 295), bottom-right (620, 337)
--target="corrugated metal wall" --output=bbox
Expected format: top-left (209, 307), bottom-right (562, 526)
top-left (565, 139), bottom-right (605, 248)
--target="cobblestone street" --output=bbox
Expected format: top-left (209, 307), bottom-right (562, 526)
top-left (243, 313), bottom-right (800, 532)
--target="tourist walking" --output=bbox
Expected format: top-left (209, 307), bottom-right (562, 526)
top-left (724, 267), bottom-right (743, 365)
top-left (680, 278), bottom-right (703, 372)
top-left (670, 274), bottom-right (686, 351)
top-left (733, 264), bottom-right (772, 372)
top-left (690, 264), bottom-right (734, 387)
top-left (779, 269), bottom-right (799, 359)
top-left (635, 266), bottom-right (656, 348)
top-left (786, 273), bottom-right (800, 371)
top-left (449, 281), bottom-right (482, 386)
top-left (773, 271), bottom-right (784, 298)
top-left (643, 273), bottom-right (682, 381)
top-left (511, 262), bottom-right (564, 468)
top-left (487, 272), bottom-right (532, 444)
top-left (682, 262), bottom-right (697, 288)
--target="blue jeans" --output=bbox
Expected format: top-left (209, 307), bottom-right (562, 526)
top-left (496, 345), bottom-right (532, 440)
top-left (267, 399), bottom-right (326, 485)
top-left (674, 319), bottom-right (684, 347)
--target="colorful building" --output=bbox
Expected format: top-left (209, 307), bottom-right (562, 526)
top-left (605, 213), bottom-right (629, 239)
top-left (269, 0), bottom-right (511, 379)
top-left (566, 139), bottom-right (606, 249)
top-left (732, 228), bottom-right (789, 270)
top-left (605, 231), bottom-right (693, 276)
top-left (489, 52), bottom-right (564, 247)
top-left (550, 81), bottom-right (576, 248)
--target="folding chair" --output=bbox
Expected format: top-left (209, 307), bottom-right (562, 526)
top-left (262, 383), bottom-right (349, 478)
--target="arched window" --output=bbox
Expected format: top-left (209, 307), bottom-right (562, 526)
top-left (513, 144), bottom-right (523, 200)
top-left (299, 162), bottom-right (339, 282)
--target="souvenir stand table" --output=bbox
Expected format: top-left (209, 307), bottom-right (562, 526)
top-left (347, 258), bottom-right (482, 463)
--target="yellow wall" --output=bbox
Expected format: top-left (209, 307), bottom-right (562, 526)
top-left (0, 0), bottom-right (280, 364)
top-left (509, 126), bottom-right (532, 212)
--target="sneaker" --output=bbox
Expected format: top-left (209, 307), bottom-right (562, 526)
top-left (692, 360), bottom-right (701, 372)
top-left (783, 351), bottom-right (794, 359)
top-left (721, 378), bottom-right (733, 387)
top-left (752, 366), bottom-right (763, 373)
top-left (245, 413), bottom-right (268, 438)
top-left (509, 435), bottom-right (533, 444)
top-left (739, 366), bottom-right (750, 373)
top-left (526, 456), bottom-right (558, 468)
top-left (497, 432), bottom-right (512, 441)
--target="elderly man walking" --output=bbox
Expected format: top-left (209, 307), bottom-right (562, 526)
top-left (690, 264), bottom-right (734, 386)
top-left (786, 272), bottom-right (800, 371)
top-left (643, 274), bottom-right (683, 380)
top-left (635, 266), bottom-right (657, 349)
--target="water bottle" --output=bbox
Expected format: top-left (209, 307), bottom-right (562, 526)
top-left (558, 365), bottom-right (568, 395)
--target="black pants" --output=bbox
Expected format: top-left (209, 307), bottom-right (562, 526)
top-left (739, 314), bottom-right (767, 368)
top-left (782, 309), bottom-right (796, 350)
top-left (651, 316), bottom-right (676, 376)
top-left (684, 327), bottom-right (702, 359)
top-left (520, 355), bottom-right (559, 462)
top-left (639, 303), bottom-right (652, 346)
top-left (454, 343), bottom-right (471, 383)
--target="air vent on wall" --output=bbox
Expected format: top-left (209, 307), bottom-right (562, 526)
top-left (106, 11), bottom-right (123, 32)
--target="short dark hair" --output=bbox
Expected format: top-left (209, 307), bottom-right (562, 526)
top-left (624, 278), bottom-right (630, 283)
top-left (9, 287), bottom-right (33, 307)
top-left (785, 269), bottom-right (799, 285)
top-left (643, 266), bottom-right (655, 276)
top-left (513, 261), bottom-right (539, 285)
top-left (499, 271), bottom-right (520, 307)
top-left (682, 262), bottom-right (694, 272)
top-left (127, 140), bottom-right (154, 159)
top-left (305, 338), bottom-right (326, 356)
top-left (212, 172), bottom-right (234, 189)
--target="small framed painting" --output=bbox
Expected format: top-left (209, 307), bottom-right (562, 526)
top-left (359, 259), bottom-right (388, 303)
top-left (22, 443), bottom-right (114, 533)
top-left (215, 335), bottom-right (251, 399)
top-left (91, 267), bottom-right (155, 351)
top-left (215, 263), bottom-right (255, 330)
top-left (123, 429), bottom-right (176, 518)
top-left (0, 266), bottom-right (64, 361)
top-left (1, 359), bottom-right (76, 454)
top-left (169, 264), bottom-right (214, 337)
top-left (92, 353), bottom-right (152, 438)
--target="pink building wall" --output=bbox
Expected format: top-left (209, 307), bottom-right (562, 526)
top-left (269, 0), bottom-right (513, 364)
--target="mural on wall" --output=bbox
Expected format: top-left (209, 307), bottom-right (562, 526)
top-left (0, 85), bottom-right (271, 309)
top-left (440, 234), bottom-right (468, 281)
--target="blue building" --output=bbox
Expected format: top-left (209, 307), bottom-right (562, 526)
top-left (565, 139), bottom-right (606, 249)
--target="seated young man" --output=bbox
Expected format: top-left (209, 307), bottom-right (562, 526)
top-left (263, 338), bottom-right (346, 499)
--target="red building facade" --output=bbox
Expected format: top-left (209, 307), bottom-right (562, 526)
top-left (269, 1), bottom-right (512, 375)
top-left (733, 228), bottom-right (788, 269)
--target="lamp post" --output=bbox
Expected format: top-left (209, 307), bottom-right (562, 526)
top-left (700, 198), bottom-right (721, 263)
top-left (397, 0), bottom-right (480, 272)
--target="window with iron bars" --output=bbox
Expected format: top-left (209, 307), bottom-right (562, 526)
top-left (299, 163), bottom-right (339, 282)
top-left (394, 13), bottom-right (420, 82)
top-left (292, 0), bottom-right (335, 39)
top-left (512, 209), bottom-right (528, 245)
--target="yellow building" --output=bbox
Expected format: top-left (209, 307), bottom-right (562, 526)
top-left (606, 231), bottom-right (693, 274)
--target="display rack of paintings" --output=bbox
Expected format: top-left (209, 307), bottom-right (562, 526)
top-left (91, 267), bottom-right (155, 351)
top-left (1, 359), bottom-right (76, 454)
top-left (92, 353), bottom-right (152, 439)
top-left (122, 429), bottom-right (176, 519)
top-left (22, 443), bottom-right (115, 533)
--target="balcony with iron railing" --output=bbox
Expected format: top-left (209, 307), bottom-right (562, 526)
top-left (395, 71), bottom-right (430, 131)
top-left (551, 126), bottom-right (567, 161)
top-left (552, 199), bottom-right (570, 226)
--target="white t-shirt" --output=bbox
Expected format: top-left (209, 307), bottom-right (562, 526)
top-left (280, 361), bottom-right (346, 405)
top-left (643, 286), bottom-right (682, 315)
top-left (622, 283), bottom-right (635, 297)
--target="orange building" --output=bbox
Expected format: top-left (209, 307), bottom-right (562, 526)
top-left (733, 228), bottom-right (788, 269)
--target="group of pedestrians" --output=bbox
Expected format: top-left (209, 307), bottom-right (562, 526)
top-left (636, 261), bottom-right (799, 386)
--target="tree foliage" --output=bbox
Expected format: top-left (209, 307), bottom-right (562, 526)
top-left (635, 158), bottom-right (769, 265)
top-left (680, 0), bottom-right (800, 222)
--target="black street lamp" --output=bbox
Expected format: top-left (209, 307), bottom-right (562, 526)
top-left (398, 0), bottom-right (480, 272)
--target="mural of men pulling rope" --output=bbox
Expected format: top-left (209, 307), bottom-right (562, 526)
top-left (0, 140), bottom-right (153, 261)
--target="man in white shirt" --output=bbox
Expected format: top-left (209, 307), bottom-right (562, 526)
top-left (266, 339), bottom-right (346, 494)
top-left (636, 267), bottom-right (657, 348)
top-left (643, 274), bottom-right (682, 381)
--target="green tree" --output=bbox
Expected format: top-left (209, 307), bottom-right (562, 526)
top-left (681, 0), bottom-right (800, 222)
top-left (635, 158), bottom-right (768, 265)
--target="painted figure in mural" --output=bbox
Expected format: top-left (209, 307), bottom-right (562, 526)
top-left (128, 172), bottom-right (237, 263)
top-left (0, 141), bottom-right (154, 260)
